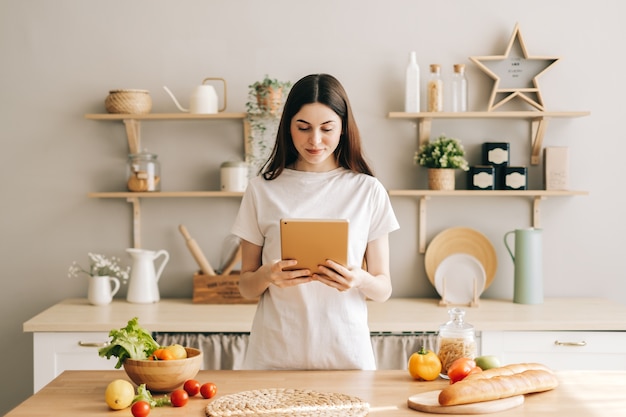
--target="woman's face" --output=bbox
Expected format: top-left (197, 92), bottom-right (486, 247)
top-left (290, 102), bottom-right (342, 172)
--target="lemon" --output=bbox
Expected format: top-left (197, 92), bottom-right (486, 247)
top-left (165, 344), bottom-right (187, 359)
top-left (105, 379), bottom-right (135, 410)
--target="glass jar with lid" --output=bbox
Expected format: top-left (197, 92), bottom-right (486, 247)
top-left (427, 64), bottom-right (443, 112)
top-left (437, 307), bottom-right (477, 377)
top-left (127, 151), bottom-right (161, 192)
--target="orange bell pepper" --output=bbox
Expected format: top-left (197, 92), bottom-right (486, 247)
top-left (408, 346), bottom-right (442, 381)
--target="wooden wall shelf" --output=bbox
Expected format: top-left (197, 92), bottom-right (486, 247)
top-left (85, 113), bottom-right (247, 154)
top-left (88, 191), bottom-right (244, 198)
top-left (388, 111), bottom-right (590, 165)
top-left (85, 113), bottom-right (248, 248)
top-left (87, 192), bottom-right (244, 248)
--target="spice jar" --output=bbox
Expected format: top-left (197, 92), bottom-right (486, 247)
top-left (127, 151), bottom-right (161, 192)
top-left (437, 307), bottom-right (476, 377)
top-left (427, 64), bottom-right (443, 112)
top-left (451, 64), bottom-right (468, 112)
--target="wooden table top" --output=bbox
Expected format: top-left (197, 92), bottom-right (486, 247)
top-left (6, 369), bottom-right (626, 416)
top-left (23, 297), bottom-right (626, 333)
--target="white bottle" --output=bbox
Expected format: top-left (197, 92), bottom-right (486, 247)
top-left (404, 51), bottom-right (420, 113)
top-left (451, 64), bottom-right (468, 112)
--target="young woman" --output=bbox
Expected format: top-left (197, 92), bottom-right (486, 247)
top-left (231, 73), bottom-right (399, 370)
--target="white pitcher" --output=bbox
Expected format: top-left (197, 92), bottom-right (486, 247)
top-left (126, 248), bottom-right (170, 304)
top-left (87, 276), bottom-right (120, 306)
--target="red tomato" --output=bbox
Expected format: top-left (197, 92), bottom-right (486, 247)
top-left (468, 366), bottom-right (483, 377)
top-left (170, 389), bottom-right (189, 407)
top-left (447, 357), bottom-right (478, 384)
top-left (200, 382), bottom-right (217, 399)
top-left (131, 401), bottom-right (151, 417)
top-left (183, 379), bottom-right (201, 397)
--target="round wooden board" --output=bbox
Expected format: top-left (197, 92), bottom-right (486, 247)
top-left (424, 227), bottom-right (497, 290)
top-left (408, 390), bottom-right (524, 414)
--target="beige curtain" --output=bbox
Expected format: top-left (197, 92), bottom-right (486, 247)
top-left (156, 332), bottom-right (438, 371)
top-left (155, 333), bottom-right (250, 370)
top-left (370, 332), bottom-right (438, 370)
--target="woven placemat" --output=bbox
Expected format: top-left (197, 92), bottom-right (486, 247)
top-left (205, 388), bottom-right (370, 417)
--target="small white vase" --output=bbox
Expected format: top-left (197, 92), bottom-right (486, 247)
top-left (87, 275), bottom-right (120, 306)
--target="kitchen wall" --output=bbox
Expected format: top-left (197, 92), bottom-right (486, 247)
top-left (2, 0), bottom-right (624, 413)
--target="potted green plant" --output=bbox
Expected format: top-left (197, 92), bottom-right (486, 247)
top-left (246, 75), bottom-right (292, 115)
top-left (245, 75), bottom-right (292, 176)
top-left (414, 135), bottom-right (469, 190)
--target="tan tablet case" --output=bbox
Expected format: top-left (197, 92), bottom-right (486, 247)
top-left (280, 219), bottom-right (349, 273)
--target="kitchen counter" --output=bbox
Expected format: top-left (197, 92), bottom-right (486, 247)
top-left (23, 297), bottom-right (626, 333)
top-left (6, 369), bottom-right (626, 416)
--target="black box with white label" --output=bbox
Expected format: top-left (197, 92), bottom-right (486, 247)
top-left (504, 166), bottom-right (528, 190)
top-left (468, 166), bottom-right (495, 190)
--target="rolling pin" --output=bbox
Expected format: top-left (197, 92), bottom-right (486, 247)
top-left (178, 224), bottom-right (216, 276)
top-left (221, 242), bottom-right (242, 275)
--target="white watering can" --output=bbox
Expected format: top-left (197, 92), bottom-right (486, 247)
top-left (126, 248), bottom-right (170, 304)
top-left (163, 77), bottom-right (227, 114)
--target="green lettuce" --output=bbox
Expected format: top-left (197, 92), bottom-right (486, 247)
top-left (133, 384), bottom-right (171, 407)
top-left (98, 317), bottom-right (160, 369)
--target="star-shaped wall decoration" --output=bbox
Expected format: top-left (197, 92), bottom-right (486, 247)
top-left (470, 23), bottom-right (560, 111)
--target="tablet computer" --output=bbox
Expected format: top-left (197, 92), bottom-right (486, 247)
top-left (280, 218), bottom-right (349, 273)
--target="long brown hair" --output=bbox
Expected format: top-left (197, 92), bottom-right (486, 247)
top-left (261, 74), bottom-right (373, 180)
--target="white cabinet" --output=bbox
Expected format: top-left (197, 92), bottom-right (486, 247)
top-left (481, 331), bottom-right (626, 371)
top-left (33, 332), bottom-right (112, 392)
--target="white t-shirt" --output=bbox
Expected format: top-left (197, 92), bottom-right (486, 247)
top-left (231, 167), bottom-right (399, 370)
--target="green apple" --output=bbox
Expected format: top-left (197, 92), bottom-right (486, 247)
top-left (475, 355), bottom-right (501, 370)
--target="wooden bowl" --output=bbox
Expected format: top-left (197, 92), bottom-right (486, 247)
top-left (123, 347), bottom-right (202, 392)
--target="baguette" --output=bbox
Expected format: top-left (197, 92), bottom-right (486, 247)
top-left (465, 362), bottom-right (553, 380)
top-left (439, 364), bottom-right (558, 406)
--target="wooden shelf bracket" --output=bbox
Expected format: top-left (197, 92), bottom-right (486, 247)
top-left (530, 117), bottom-right (549, 165)
top-left (418, 196), bottom-right (429, 254)
top-left (123, 119), bottom-right (141, 154)
top-left (126, 197), bottom-right (141, 248)
top-left (533, 196), bottom-right (545, 229)
top-left (414, 193), bottom-right (551, 253)
top-left (417, 118), bottom-right (432, 147)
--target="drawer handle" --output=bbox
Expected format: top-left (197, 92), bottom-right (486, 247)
top-left (554, 340), bottom-right (587, 347)
top-left (78, 341), bottom-right (109, 348)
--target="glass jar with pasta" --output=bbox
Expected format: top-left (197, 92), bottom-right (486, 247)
top-left (437, 307), bottom-right (476, 378)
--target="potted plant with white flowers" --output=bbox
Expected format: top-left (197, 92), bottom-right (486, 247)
top-left (68, 253), bottom-right (130, 306)
top-left (414, 135), bottom-right (469, 190)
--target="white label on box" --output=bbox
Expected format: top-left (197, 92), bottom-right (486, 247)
top-left (506, 172), bottom-right (526, 189)
top-left (474, 172), bottom-right (494, 189)
top-left (488, 148), bottom-right (508, 164)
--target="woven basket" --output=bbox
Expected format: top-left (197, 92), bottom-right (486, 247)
top-left (255, 87), bottom-right (283, 115)
top-left (105, 89), bottom-right (152, 114)
top-left (428, 168), bottom-right (455, 190)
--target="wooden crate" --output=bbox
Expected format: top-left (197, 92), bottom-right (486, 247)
top-left (192, 271), bottom-right (258, 304)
